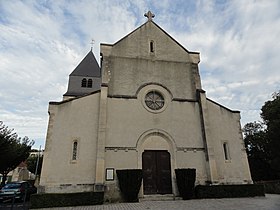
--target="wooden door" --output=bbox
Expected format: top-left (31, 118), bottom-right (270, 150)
top-left (142, 150), bottom-right (172, 194)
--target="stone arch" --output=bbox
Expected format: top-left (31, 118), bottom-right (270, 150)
top-left (136, 129), bottom-right (177, 153)
top-left (135, 82), bottom-right (173, 99)
top-left (136, 129), bottom-right (178, 196)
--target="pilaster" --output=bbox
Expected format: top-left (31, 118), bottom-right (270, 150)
top-left (197, 89), bottom-right (219, 184)
top-left (94, 55), bottom-right (110, 191)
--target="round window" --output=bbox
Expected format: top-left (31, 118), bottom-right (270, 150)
top-left (145, 91), bottom-right (165, 110)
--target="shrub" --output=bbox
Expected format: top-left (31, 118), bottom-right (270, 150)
top-left (175, 168), bottom-right (196, 200)
top-left (195, 184), bottom-right (265, 199)
top-left (30, 191), bottom-right (104, 209)
top-left (258, 180), bottom-right (280, 194)
top-left (116, 169), bottom-right (142, 202)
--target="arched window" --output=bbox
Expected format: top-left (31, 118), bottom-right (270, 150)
top-left (72, 141), bottom-right (78, 160)
top-left (87, 79), bottom-right (93, 88)
top-left (81, 78), bottom-right (87, 87)
top-left (150, 40), bottom-right (154, 53)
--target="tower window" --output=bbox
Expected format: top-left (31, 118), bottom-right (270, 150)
top-left (223, 142), bottom-right (230, 161)
top-left (72, 141), bottom-right (78, 160)
top-left (150, 41), bottom-right (154, 53)
top-left (87, 79), bottom-right (93, 88)
top-left (81, 78), bottom-right (87, 87)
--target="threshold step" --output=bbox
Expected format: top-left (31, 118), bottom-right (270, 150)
top-left (140, 194), bottom-right (182, 201)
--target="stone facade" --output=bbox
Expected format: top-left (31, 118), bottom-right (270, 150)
top-left (40, 14), bottom-right (252, 201)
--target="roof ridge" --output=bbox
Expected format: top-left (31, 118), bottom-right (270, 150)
top-left (101, 20), bottom-right (199, 55)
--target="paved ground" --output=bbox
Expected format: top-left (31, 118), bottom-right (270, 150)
top-left (34, 194), bottom-right (280, 210)
top-left (0, 201), bottom-right (30, 210)
top-left (1, 194), bottom-right (279, 210)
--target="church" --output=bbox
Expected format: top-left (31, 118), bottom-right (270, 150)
top-left (40, 11), bottom-right (252, 201)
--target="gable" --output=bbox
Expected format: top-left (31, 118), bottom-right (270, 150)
top-left (100, 20), bottom-right (201, 99)
top-left (109, 21), bottom-right (199, 63)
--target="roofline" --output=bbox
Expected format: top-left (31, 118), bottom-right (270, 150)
top-left (100, 43), bottom-right (113, 47)
top-left (69, 50), bottom-right (101, 77)
top-left (100, 20), bottom-right (199, 55)
top-left (206, 98), bottom-right (240, 113)
top-left (51, 90), bottom-right (101, 105)
top-left (151, 20), bottom-right (199, 55)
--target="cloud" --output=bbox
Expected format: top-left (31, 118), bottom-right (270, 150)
top-left (0, 0), bottom-right (279, 148)
top-left (167, 0), bottom-right (280, 124)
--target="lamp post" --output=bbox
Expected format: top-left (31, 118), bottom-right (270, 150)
top-left (35, 145), bottom-right (41, 177)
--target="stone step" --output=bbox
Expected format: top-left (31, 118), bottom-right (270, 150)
top-left (140, 194), bottom-right (182, 201)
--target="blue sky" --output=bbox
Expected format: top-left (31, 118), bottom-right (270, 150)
top-left (1, 0), bottom-right (280, 149)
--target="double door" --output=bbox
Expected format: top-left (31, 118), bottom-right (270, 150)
top-left (142, 150), bottom-right (172, 194)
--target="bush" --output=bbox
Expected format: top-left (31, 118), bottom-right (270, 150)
top-left (195, 184), bottom-right (265, 199)
top-left (258, 180), bottom-right (280, 194)
top-left (30, 191), bottom-right (104, 209)
top-left (175, 168), bottom-right (196, 200)
top-left (116, 169), bottom-right (142, 202)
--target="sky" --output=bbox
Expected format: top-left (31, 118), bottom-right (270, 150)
top-left (0, 0), bottom-right (280, 149)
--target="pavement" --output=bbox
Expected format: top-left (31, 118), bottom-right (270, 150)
top-left (1, 194), bottom-right (279, 210)
top-left (36, 194), bottom-right (280, 210)
top-left (0, 201), bottom-right (30, 210)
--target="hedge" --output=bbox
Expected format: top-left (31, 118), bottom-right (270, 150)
top-left (175, 168), bottom-right (196, 200)
top-left (258, 180), bottom-right (280, 194)
top-left (116, 169), bottom-right (143, 202)
top-left (30, 191), bottom-right (104, 209)
top-left (195, 184), bottom-right (265, 199)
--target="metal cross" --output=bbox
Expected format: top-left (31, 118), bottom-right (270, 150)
top-left (90, 39), bottom-right (95, 51)
top-left (144, 11), bottom-right (155, 21)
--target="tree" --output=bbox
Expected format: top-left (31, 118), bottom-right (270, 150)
top-left (243, 122), bottom-right (272, 180)
top-left (0, 121), bottom-right (34, 186)
top-left (261, 92), bottom-right (280, 178)
top-left (26, 155), bottom-right (43, 176)
top-left (243, 91), bottom-right (280, 181)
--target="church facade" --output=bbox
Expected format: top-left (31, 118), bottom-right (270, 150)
top-left (40, 12), bottom-right (252, 200)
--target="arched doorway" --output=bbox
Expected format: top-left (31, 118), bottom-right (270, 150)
top-left (142, 150), bottom-right (172, 194)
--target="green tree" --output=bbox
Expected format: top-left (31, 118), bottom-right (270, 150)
top-left (0, 121), bottom-right (34, 186)
top-left (243, 91), bottom-right (280, 181)
top-left (26, 155), bottom-right (43, 176)
top-left (243, 122), bottom-right (272, 180)
top-left (261, 92), bottom-right (280, 177)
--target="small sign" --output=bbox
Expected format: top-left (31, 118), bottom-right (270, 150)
top-left (106, 168), bottom-right (114, 181)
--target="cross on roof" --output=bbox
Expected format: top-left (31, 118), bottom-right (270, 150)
top-left (90, 39), bottom-right (95, 51)
top-left (144, 11), bottom-right (155, 21)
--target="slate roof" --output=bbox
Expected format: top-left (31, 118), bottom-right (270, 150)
top-left (70, 51), bottom-right (101, 77)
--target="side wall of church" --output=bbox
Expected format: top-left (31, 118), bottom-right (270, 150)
top-left (40, 93), bottom-right (100, 193)
top-left (206, 100), bottom-right (252, 184)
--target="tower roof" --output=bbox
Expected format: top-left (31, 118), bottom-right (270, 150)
top-left (70, 51), bottom-right (100, 77)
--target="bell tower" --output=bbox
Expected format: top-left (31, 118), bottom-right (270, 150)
top-left (63, 50), bottom-right (101, 100)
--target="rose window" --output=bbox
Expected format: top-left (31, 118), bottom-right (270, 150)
top-left (145, 91), bottom-right (165, 110)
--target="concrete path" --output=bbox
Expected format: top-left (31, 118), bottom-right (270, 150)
top-left (31, 194), bottom-right (280, 210)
